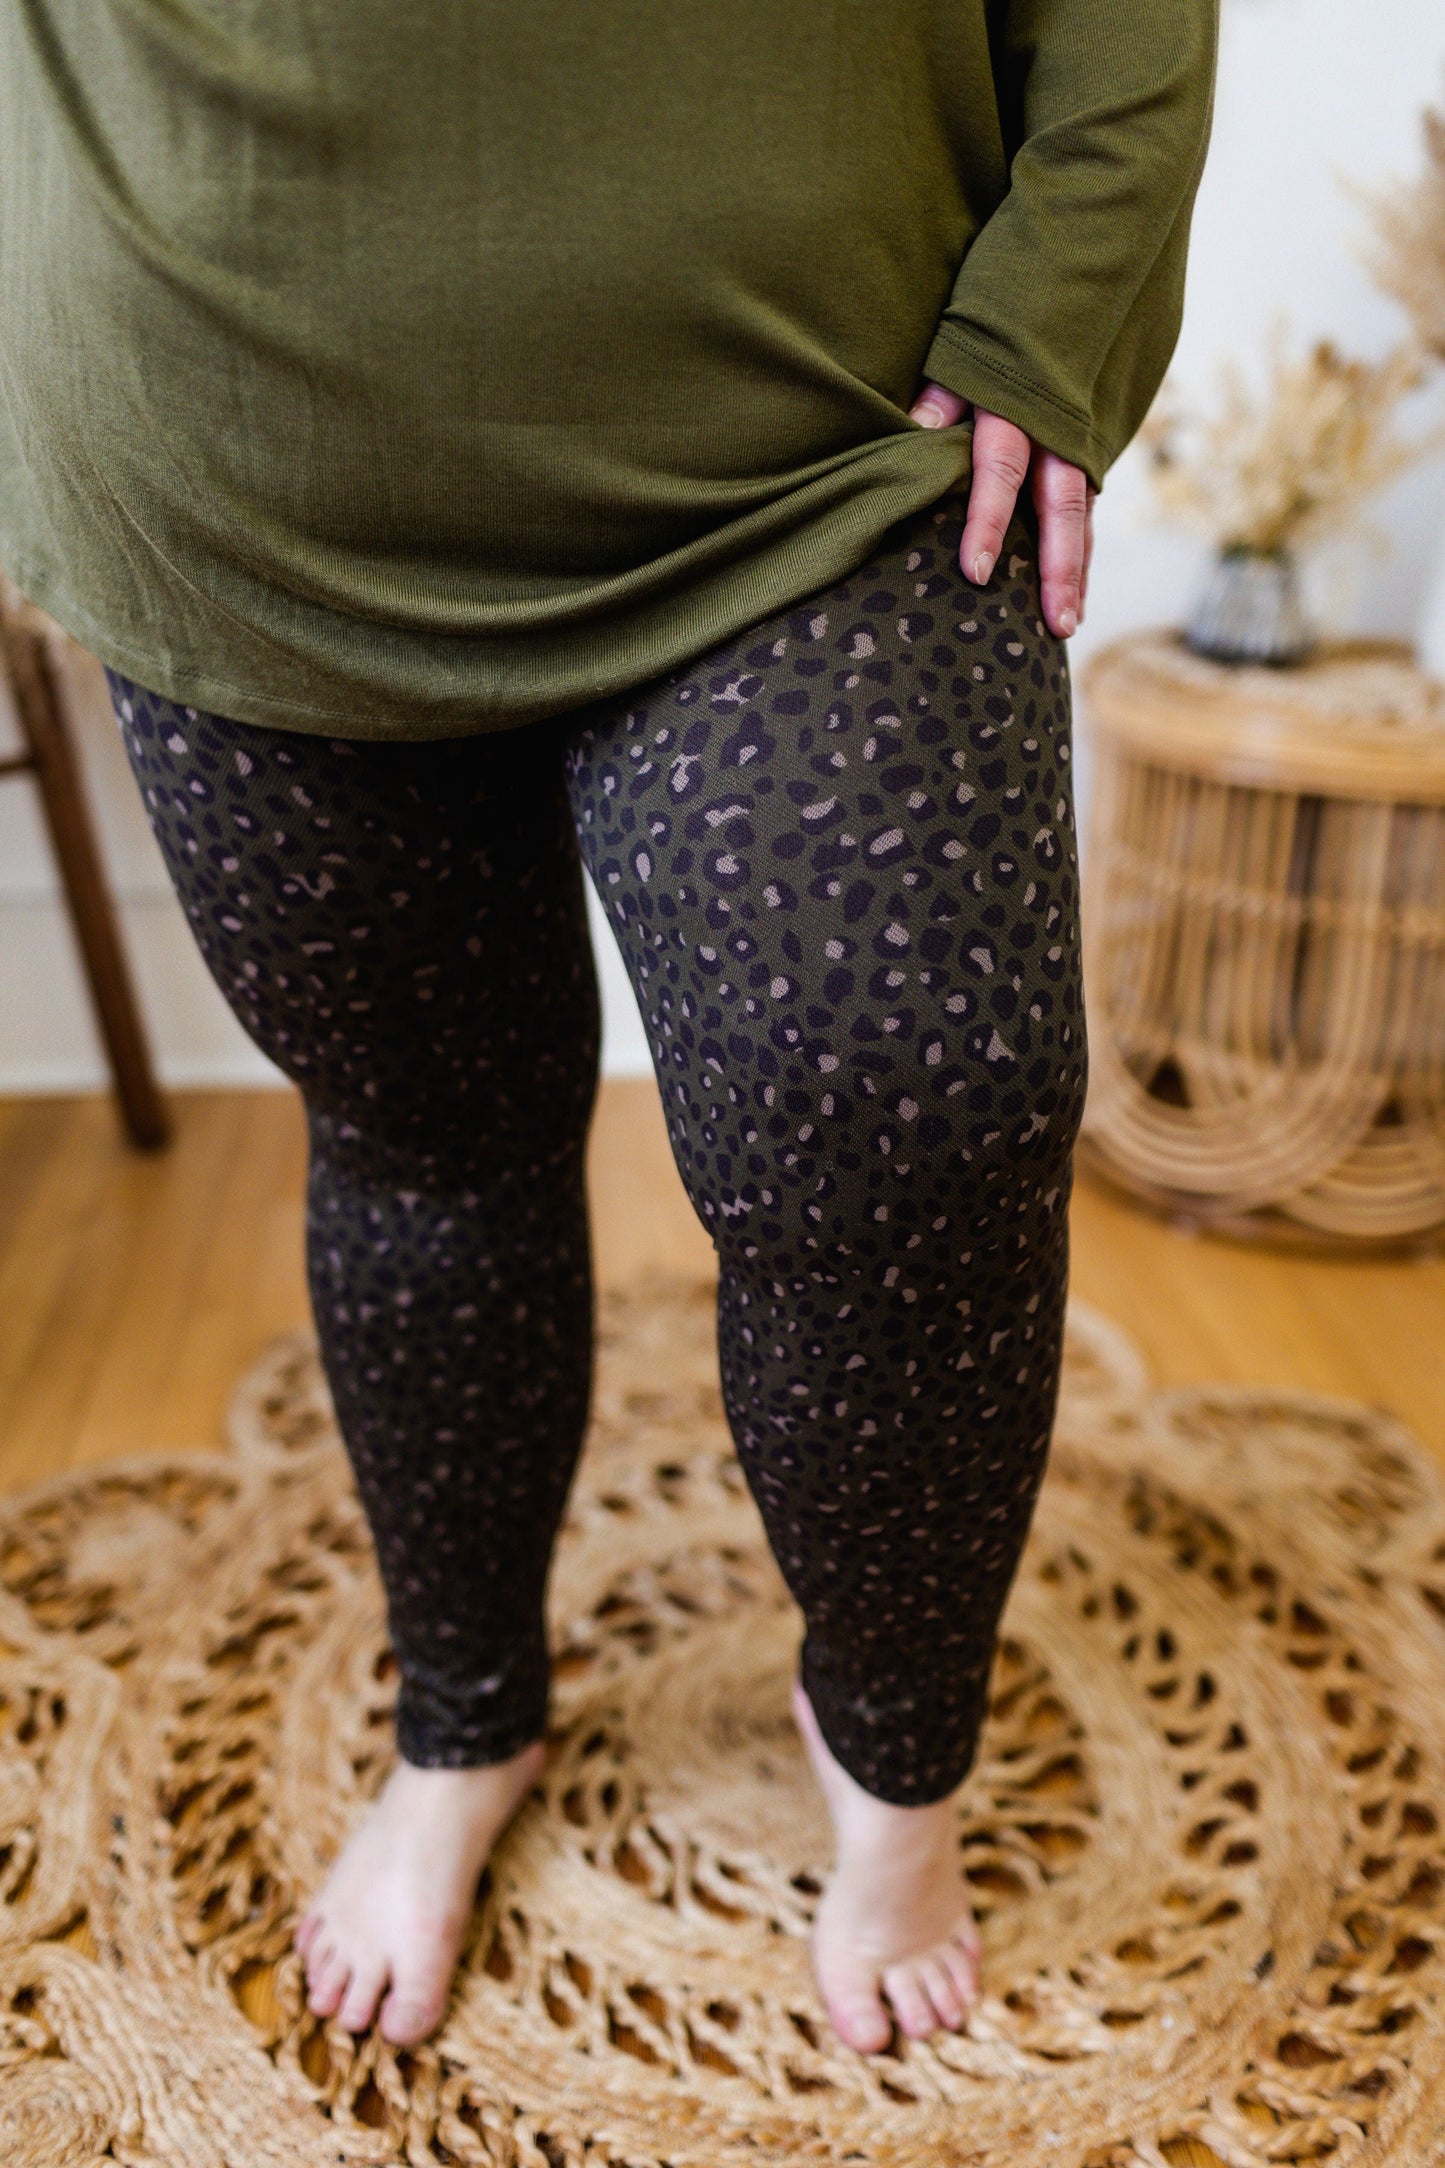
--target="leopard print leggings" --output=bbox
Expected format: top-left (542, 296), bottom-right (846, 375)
top-left (110, 488), bottom-right (1086, 1806)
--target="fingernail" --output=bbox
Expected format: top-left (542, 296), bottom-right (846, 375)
top-left (971, 551), bottom-right (994, 585)
top-left (1059, 606), bottom-right (1077, 636)
top-left (916, 403), bottom-right (947, 430)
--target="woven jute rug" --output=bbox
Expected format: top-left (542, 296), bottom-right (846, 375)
top-left (3, 1279), bottom-right (1445, 2168)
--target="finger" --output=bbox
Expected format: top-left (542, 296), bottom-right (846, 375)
top-left (1079, 489), bottom-right (1098, 616)
top-left (959, 409), bottom-right (1031, 588)
top-left (1031, 450), bottom-right (1090, 637)
top-left (909, 380), bottom-right (968, 430)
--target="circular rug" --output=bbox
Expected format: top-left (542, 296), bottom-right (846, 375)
top-left (2, 1280), bottom-right (1444, 2168)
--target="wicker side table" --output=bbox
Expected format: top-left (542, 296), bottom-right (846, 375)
top-left (1079, 631), bottom-right (1445, 1247)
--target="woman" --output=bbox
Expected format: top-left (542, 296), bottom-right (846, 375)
top-left (0, 0), bottom-right (1216, 2056)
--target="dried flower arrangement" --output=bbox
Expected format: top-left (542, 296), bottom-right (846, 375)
top-left (1140, 334), bottom-right (1427, 560)
top-left (1358, 85), bottom-right (1445, 679)
top-left (1141, 84), bottom-right (1445, 667)
top-left (1358, 92), bottom-right (1445, 364)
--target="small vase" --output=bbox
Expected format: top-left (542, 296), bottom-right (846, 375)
top-left (1185, 546), bottom-right (1316, 668)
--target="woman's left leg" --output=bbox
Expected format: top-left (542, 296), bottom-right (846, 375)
top-left (565, 487), bottom-right (1087, 2046)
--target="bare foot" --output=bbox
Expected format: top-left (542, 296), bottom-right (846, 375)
top-left (294, 1738), bottom-right (546, 2045)
top-left (792, 1680), bottom-right (982, 2053)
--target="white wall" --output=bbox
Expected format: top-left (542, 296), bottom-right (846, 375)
top-left (3, 0), bottom-right (1443, 1093)
top-left (1070, 0), bottom-right (1445, 673)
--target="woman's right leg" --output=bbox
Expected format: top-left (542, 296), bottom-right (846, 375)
top-left (109, 674), bottom-right (600, 2038)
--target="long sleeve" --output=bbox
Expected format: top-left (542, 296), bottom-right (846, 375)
top-left (924, 0), bottom-right (1219, 490)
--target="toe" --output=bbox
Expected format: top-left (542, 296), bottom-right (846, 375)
top-left (379, 1946), bottom-right (457, 2047)
top-left (881, 1959), bottom-right (937, 2041)
top-left (831, 1990), bottom-right (893, 2055)
top-left (378, 1985), bottom-right (447, 2047)
top-left (337, 1953), bottom-right (390, 2035)
top-left (941, 1937), bottom-right (981, 2015)
top-left (920, 1953), bottom-right (967, 2031)
top-left (948, 1925), bottom-right (983, 1977)
top-left (302, 1932), bottom-right (333, 1993)
top-left (306, 1942), bottom-right (351, 2019)
top-left (294, 1910), bottom-right (321, 1960)
top-left (819, 1955), bottom-right (892, 2054)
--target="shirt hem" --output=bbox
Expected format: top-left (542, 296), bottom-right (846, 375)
top-left (0, 436), bottom-right (977, 740)
top-left (0, 538), bottom-right (398, 734)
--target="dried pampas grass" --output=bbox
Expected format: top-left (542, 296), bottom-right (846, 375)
top-left (1139, 332), bottom-right (1432, 557)
top-left (1357, 89), bottom-right (1445, 363)
top-left (1144, 81), bottom-right (1445, 565)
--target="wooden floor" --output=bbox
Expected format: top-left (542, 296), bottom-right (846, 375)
top-left (0, 1079), bottom-right (1442, 1490)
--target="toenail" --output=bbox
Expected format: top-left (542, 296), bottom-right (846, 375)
top-left (844, 2007), bottom-right (890, 2048)
top-left (385, 2002), bottom-right (431, 2035)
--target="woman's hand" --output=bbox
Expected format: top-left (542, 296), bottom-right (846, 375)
top-left (909, 383), bottom-right (1095, 639)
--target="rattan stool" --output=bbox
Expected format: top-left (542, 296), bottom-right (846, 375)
top-left (1079, 630), bottom-right (1445, 1247)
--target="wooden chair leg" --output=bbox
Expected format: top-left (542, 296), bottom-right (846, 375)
top-left (0, 598), bottom-right (171, 1149)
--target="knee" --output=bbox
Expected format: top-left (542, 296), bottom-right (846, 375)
top-left (702, 1021), bottom-right (1085, 1279)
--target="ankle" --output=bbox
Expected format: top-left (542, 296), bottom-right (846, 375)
top-left (834, 1817), bottom-right (955, 1883)
top-left (397, 1737), bottom-right (546, 1780)
top-left (832, 1787), bottom-right (959, 1866)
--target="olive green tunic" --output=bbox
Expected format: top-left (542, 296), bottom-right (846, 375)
top-left (0, 0), bottom-right (1216, 737)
